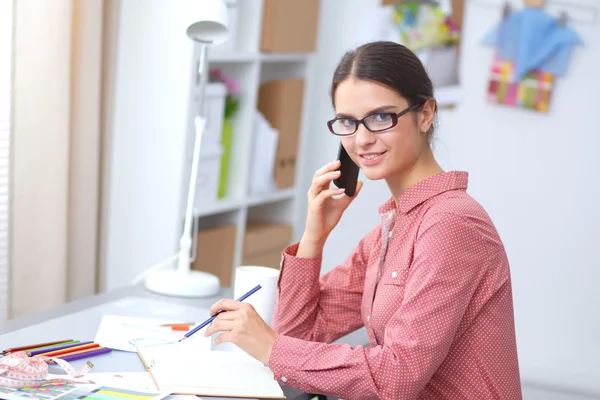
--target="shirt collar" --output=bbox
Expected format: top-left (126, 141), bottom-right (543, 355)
top-left (378, 171), bottom-right (469, 215)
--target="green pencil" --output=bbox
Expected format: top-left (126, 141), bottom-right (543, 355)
top-left (1, 339), bottom-right (78, 355)
top-left (25, 340), bottom-right (80, 354)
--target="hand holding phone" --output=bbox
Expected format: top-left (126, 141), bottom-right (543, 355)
top-left (299, 147), bottom-right (362, 256)
top-left (333, 143), bottom-right (360, 197)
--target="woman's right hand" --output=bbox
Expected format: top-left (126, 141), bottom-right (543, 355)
top-left (299, 160), bottom-right (363, 255)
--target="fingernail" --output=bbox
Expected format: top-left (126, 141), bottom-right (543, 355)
top-left (337, 188), bottom-right (345, 191)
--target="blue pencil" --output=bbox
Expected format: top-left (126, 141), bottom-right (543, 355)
top-left (179, 284), bottom-right (262, 341)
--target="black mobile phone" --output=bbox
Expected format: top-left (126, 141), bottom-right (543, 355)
top-left (333, 143), bottom-right (360, 197)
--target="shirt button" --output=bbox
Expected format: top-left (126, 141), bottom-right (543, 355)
top-left (388, 231), bottom-right (393, 238)
top-left (367, 315), bottom-right (370, 322)
top-left (281, 376), bottom-right (288, 383)
top-left (391, 271), bottom-right (397, 278)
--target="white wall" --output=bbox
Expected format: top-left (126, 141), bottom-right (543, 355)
top-left (100, 0), bottom-right (197, 290)
top-left (11, 0), bottom-right (73, 317)
top-left (0, 0), bottom-right (13, 321)
top-left (300, 0), bottom-right (600, 396)
top-left (438, 1), bottom-right (600, 395)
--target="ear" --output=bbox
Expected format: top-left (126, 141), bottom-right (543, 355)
top-left (418, 98), bottom-right (436, 134)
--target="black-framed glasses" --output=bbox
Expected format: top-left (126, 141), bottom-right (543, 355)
top-left (327, 103), bottom-right (423, 136)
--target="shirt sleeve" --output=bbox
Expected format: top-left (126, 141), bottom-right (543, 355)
top-left (271, 227), bottom-right (377, 344)
top-left (268, 213), bottom-right (490, 400)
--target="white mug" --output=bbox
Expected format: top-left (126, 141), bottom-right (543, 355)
top-left (234, 265), bottom-right (280, 326)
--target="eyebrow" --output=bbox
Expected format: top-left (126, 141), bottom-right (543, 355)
top-left (335, 105), bottom-right (397, 119)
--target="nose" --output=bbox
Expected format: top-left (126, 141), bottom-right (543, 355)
top-left (354, 123), bottom-right (376, 148)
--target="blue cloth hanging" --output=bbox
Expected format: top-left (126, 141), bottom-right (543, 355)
top-left (482, 6), bottom-right (582, 81)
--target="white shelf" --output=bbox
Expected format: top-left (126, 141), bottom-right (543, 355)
top-left (194, 198), bottom-right (242, 218)
top-left (260, 53), bottom-right (311, 63)
top-left (246, 187), bottom-right (296, 207)
top-left (435, 84), bottom-right (463, 107)
top-left (193, 187), bottom-right (297, 218)
top-left (209, 52), bottom-right (258, 63)
top-left (208, 52), bottom-right (310, 63)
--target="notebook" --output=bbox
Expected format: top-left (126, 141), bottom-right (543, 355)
top-left (136, 341), bottom-right (285, 399)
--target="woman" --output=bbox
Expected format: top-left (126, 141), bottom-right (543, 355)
top-left (205, 41), bottom-right (522, 399)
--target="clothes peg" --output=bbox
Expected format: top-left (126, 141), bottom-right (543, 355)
top-left (558, 10), bottom-right (569, 26)
top-left (523, 0), bottom-right (544, 7)
top-left (502, 1), bottom-right (512, 18)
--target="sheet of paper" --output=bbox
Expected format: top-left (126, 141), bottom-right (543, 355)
top-left (94, 315), bottom-right (211, 352)
top-left (79, 372), bottom-right (158, 392)
top-left (138, 344), bottom-right (284, 398)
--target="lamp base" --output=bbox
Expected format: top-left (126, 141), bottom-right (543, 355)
top-left (144, 269), bottom-right (220, 298)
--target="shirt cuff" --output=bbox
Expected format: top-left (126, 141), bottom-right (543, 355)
top-left (282, 242), bottom-right (323, 262)
top-left (268, 335), bottom-right (312, 387)
top-left (278, 243), bottom-right (322, 287)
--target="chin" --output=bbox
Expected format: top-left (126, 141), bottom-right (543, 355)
top-left (361, 167), bottom-right (388, 181)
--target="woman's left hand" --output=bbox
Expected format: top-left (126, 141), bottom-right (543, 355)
top-left (203, 299), bottom-right (279, 365)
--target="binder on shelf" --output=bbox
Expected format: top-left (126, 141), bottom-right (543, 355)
top-left (257, 79), bottom-right (305, 189)
top-left (249, 110), bottom-right (278, 196)
top-left (191, 224), bottom-right (237, 287)
top-left (260, 0), bottom-right (320, 52)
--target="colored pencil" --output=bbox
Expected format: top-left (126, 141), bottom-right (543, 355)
top-left (29, 341), bottom-right (92, 356)
top-left (51, 345), bottom-right (103, 359)
top-left (57, 347), bottom-right (112, 362)
top-left (180, 284), bottom-right (262, 341)
top-left (1, 340), bottom-right (74, 355)
top-left (38, 343), bottom-right (99, 357)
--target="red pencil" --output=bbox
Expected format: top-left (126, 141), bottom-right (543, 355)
top-left (39, 343), bottom-right (100, 357)
top-left (1, 340), bottom-right (73, 355)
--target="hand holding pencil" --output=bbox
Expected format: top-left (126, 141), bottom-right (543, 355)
top-left (200, 284), bottom-right (279, 365)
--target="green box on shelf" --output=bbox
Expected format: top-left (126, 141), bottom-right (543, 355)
top-left (218, 118), bottom-right (233, 199)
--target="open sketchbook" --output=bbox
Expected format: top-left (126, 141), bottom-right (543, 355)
top-left (136, 341), bottom-right (285, 399)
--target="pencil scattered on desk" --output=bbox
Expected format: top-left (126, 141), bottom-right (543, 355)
top-left (1, 340), bottom-right (112, 362)
top-left (36, 342), bottom-right (99, 357)
top-left (0, 339), bottom-right (75, 355)
top-left (50, 346), bottom-right (112, 363)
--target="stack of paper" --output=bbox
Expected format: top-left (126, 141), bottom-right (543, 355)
top-left (248, 110), bottom-right (279, 196)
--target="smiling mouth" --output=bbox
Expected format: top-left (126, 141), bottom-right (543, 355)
top-left (360, 152), bottom-right (386, 160)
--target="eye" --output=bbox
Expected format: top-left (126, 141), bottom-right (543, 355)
top-left (373, 113), bottom-right (392, 122)
top-left (340, 118), bottom-right (355, 127)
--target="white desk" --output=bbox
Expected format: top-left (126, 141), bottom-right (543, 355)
top-left (0, 285), bottom-right (308, 400)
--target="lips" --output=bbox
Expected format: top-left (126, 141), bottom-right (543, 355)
top-left (358, 151), bottom-right (387, 166)
top-left (359, 152), bottom-right (386, 160)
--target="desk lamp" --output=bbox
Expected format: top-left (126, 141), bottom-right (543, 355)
top-left (144, 0), bottom-right (229, 298)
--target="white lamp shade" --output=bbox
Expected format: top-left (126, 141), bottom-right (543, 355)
top-left (184, 0), bottom-right (229, 45)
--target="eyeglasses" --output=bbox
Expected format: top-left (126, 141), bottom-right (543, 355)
top-left (326, 103), bottom-right (422, 136)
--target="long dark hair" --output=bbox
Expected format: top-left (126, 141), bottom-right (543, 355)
top-left (330, 41), bottom-right (438, 139)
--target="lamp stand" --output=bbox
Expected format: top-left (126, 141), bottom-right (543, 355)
top-left (145, 43), bottom-right (221, 298)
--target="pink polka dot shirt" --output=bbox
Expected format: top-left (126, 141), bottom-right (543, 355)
top-left (269, 171), bottom-right (522, 399)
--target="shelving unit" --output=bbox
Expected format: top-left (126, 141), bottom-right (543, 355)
top-left (184, 0), bottom-right (316, 286)
top-left (102, 0), bottom-right (317, 291)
